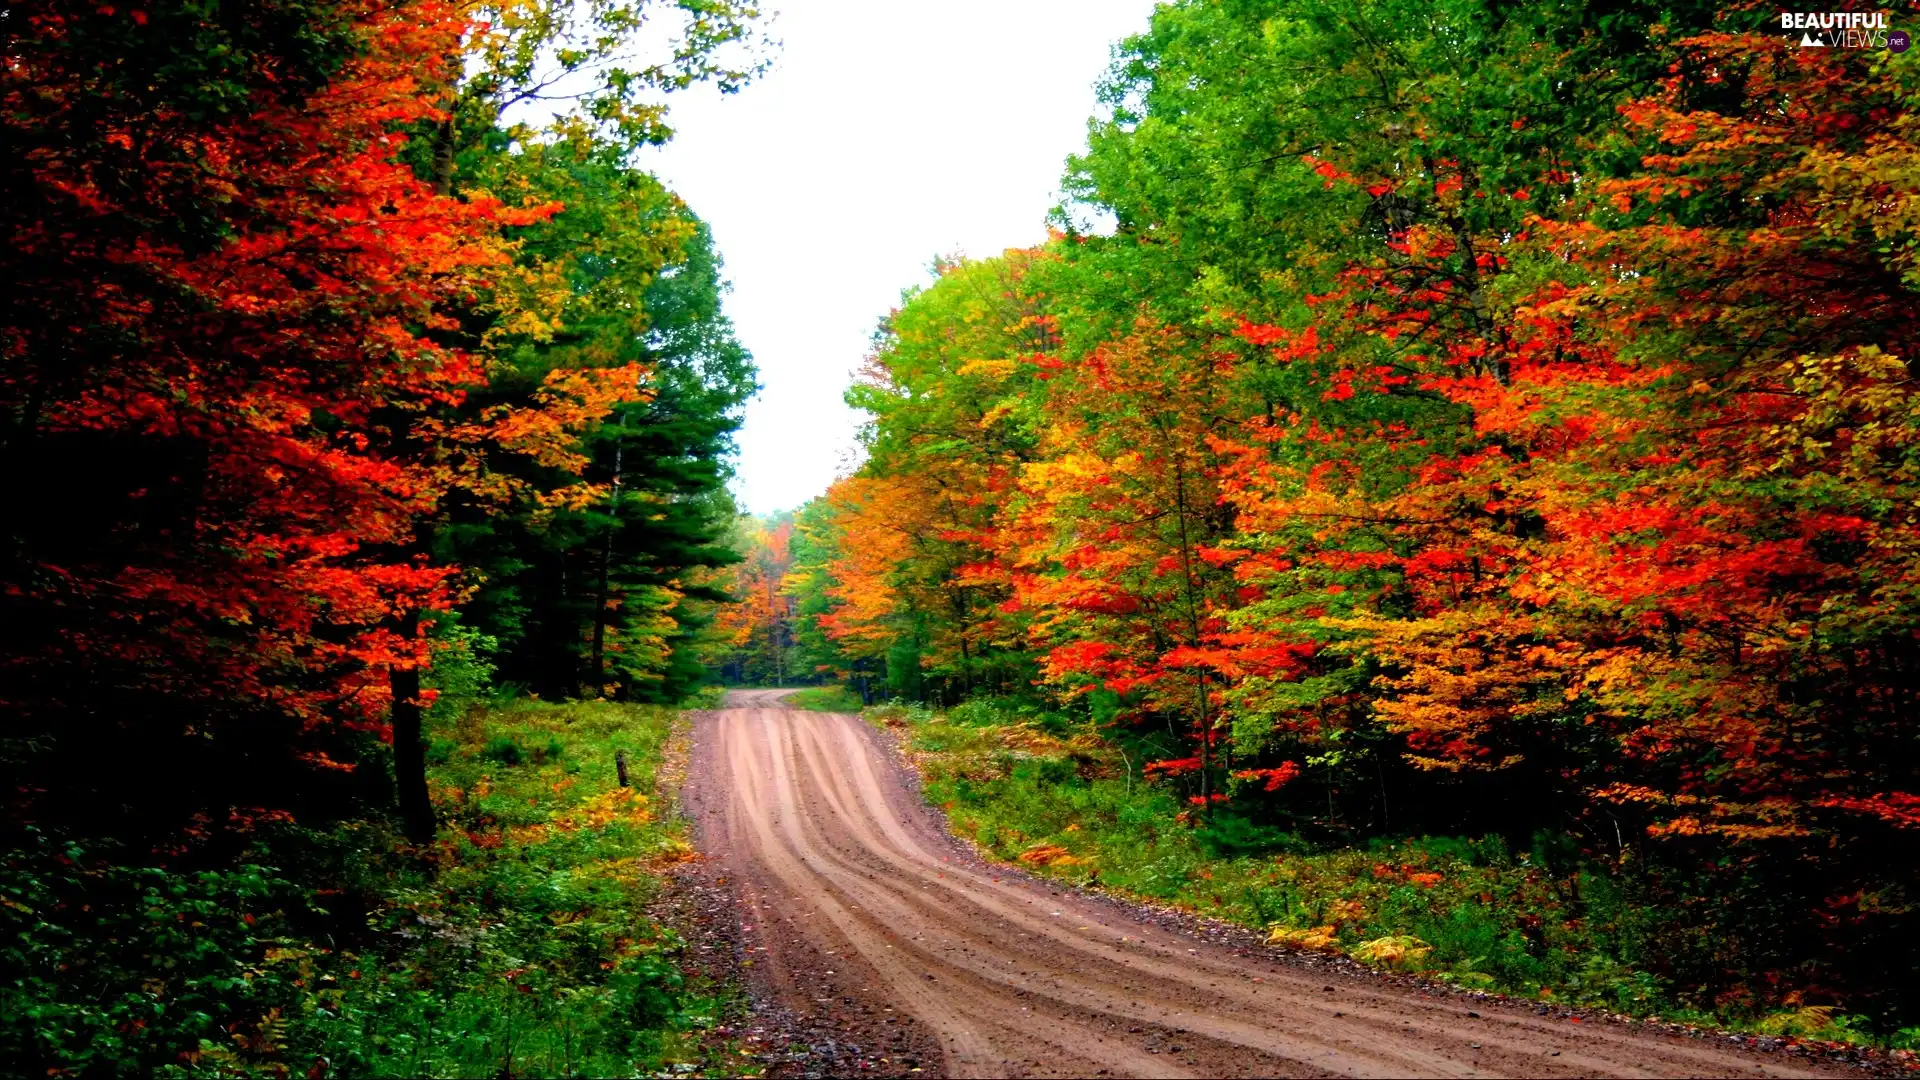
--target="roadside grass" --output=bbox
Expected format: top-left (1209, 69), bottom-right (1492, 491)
top-left (785, 685), bottom-right (865, 712)
top-left (866, 700), bottom-right (1914, 1051)
top-left (681, 685), bottom-right (728, 710)
top-left (332, 699), bottom-right (717, 1078)
top-left (2, 700), bottom-right (756, 1078)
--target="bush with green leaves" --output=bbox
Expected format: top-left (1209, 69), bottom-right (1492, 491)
top-left (2, 832), bottom-right (290, 1076)
top-left (899, 702), bottom-right (1900, 1044)
top-left (2, 701), bottom-right (721, 1078)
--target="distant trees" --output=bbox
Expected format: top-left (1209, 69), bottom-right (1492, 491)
top-left (715, 513), bottom-right (799, 686)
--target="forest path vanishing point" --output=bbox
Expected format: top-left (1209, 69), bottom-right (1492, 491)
top-left (685, 689), bottom-right (1854, 1079)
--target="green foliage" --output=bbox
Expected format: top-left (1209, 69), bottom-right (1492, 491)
top-left (451, 0), bottom-right (769, 155)
top-left (1193, 814), bottom-right (1309, 859)
top-left (0, 703), bottom-right (736, 1078)
top-left (282, 701), bottom-right (709, 1078)
top-left (679, 685), bottom-right (728, 710)
top-left (0, 830), bottom-right (306, 1078)
top-left (425, 737), bottom-right (458, 766)
top-left (443, 139), bottom-right (755, 703)
top-left (481, 735), bottom-right (525, 765)
top-left (891, 700), bottom-right (1893, 1042)
top-left (945, 699), bottom-right (1009, 727)
top-left (785, 685), bottom-right (864, 712)
top-left (862, 701), bottom-right (938, 730)
top-left (423, 614), bottom-right (499, 725)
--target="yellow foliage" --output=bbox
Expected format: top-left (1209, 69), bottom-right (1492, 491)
top-left (956, 358), bottom-right (1018, 380)
top-left (1756, 1005), bottom-right (1851, 1039)
top-left (648, 837), bottom-right (698, 867)
top-left (1327, 897), bottom-right (1368, 927)
top-left (1351, 935), bottom-right (1433, 968)
top-left (998, 724), bottom-right (1073, 755)
top-left (551, 787), bottom-right (652, 831)
top-left (1266, 924), bottom-right (1339, 950)
top-left (507, 823), bottom-right (551, 845)
top-left (1016, 843), bottom-right (1085, 868)
top-left (576, 856), bottom-right (651, 889)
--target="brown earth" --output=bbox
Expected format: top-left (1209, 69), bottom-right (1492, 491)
top-left (682, 688), bottom-right (1868, 1079)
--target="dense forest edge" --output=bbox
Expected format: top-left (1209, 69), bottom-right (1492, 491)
top-left (721, 0), bottom-right (1920, 1054)
top-left (8, 0), bottom-right (1920, 1074)
top-left (4, 0), bottom-right (766, 1074)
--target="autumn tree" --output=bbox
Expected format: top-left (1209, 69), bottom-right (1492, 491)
top-left (438, 139), bottom-right (754, 706)
top-left (2, 0), bottom-right (762, 846)
top-left (804, 0), bottom-right (1920, 1028)
top-left (715, 513), bottom-right (800, 685)
top-left (2, 0), bottom-right (549, 845)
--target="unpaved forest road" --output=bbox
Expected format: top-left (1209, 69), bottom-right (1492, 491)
top-left (685, 689), bottom-right (1858, 1079)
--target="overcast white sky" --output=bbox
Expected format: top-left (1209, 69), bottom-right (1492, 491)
top-left (640, 0), bottom-right (1159, 516)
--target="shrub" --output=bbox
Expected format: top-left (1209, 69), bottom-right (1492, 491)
top-left (0, 829), bottom-right (305, 1078)
top-left (482, 735), bottom-right (524, 766)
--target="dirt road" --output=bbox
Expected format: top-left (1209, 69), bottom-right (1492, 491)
top-left (685, 689), bottom-right (1857, 1078)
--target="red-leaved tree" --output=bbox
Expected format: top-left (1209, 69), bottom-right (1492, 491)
top-left (0, 0), bottom-right (637, 846)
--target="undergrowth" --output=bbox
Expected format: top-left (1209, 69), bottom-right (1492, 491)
top-left (785, 685), bottom-right (865, 713)
top-left (866, 699), bottom-right (1920, 1054)
top-left (680, 685), bottom-right (728, 710)
top-left (2, 701), bottom-right (753, 1078)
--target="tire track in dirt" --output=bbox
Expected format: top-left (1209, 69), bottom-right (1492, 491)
top-left (686, 689), bottom-right (1862, 1079)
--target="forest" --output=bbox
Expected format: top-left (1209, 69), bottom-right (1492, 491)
top-left (4, 0), bottom-right (762, 1073)
top-left (8, 0), bottom-right (1920, 1074)
top-left (741, 0), bottom-right (1920, 1047)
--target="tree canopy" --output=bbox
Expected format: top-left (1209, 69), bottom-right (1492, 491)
top-left (786, 0), bottom-right (1920, 1033)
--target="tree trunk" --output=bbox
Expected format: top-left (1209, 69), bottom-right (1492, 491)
top-left (767, 576), bottom-right (784, 684)
top-left (591, 444), bottom-right (623, 693)
top-left (390, 609), bottom-right (436, 844)
top-left (1172, 454), bottom-right (1212, 819)
top-left (590, 544), bottom-right (611, 692)
top-left (431, 116), bottom-right (457, 197)
top-left (959, 633), bottom-right (973, 699)
top-left (1191, 667), bottom-right (1212, 812)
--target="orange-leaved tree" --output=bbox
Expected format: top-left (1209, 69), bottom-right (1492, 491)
top-left (1, 0), bottom-right (639, 844)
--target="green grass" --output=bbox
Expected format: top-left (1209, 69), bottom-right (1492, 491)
top-left (867, 700), bottom-right (1909, 1049)
top-left (785, 685), bottom-right (865, 712)
top-left (287, 699), bottom-right (765, 1078)
top-left (312, 700), bottom-right (711, 1078)
top-left (2, 700), bottom-right (759, 1078)
top-left (680, 685), bottom-right (727, 710)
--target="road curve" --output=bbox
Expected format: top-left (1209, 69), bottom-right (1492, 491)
top-left (686, 689), bottom-right (1850, 1079)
